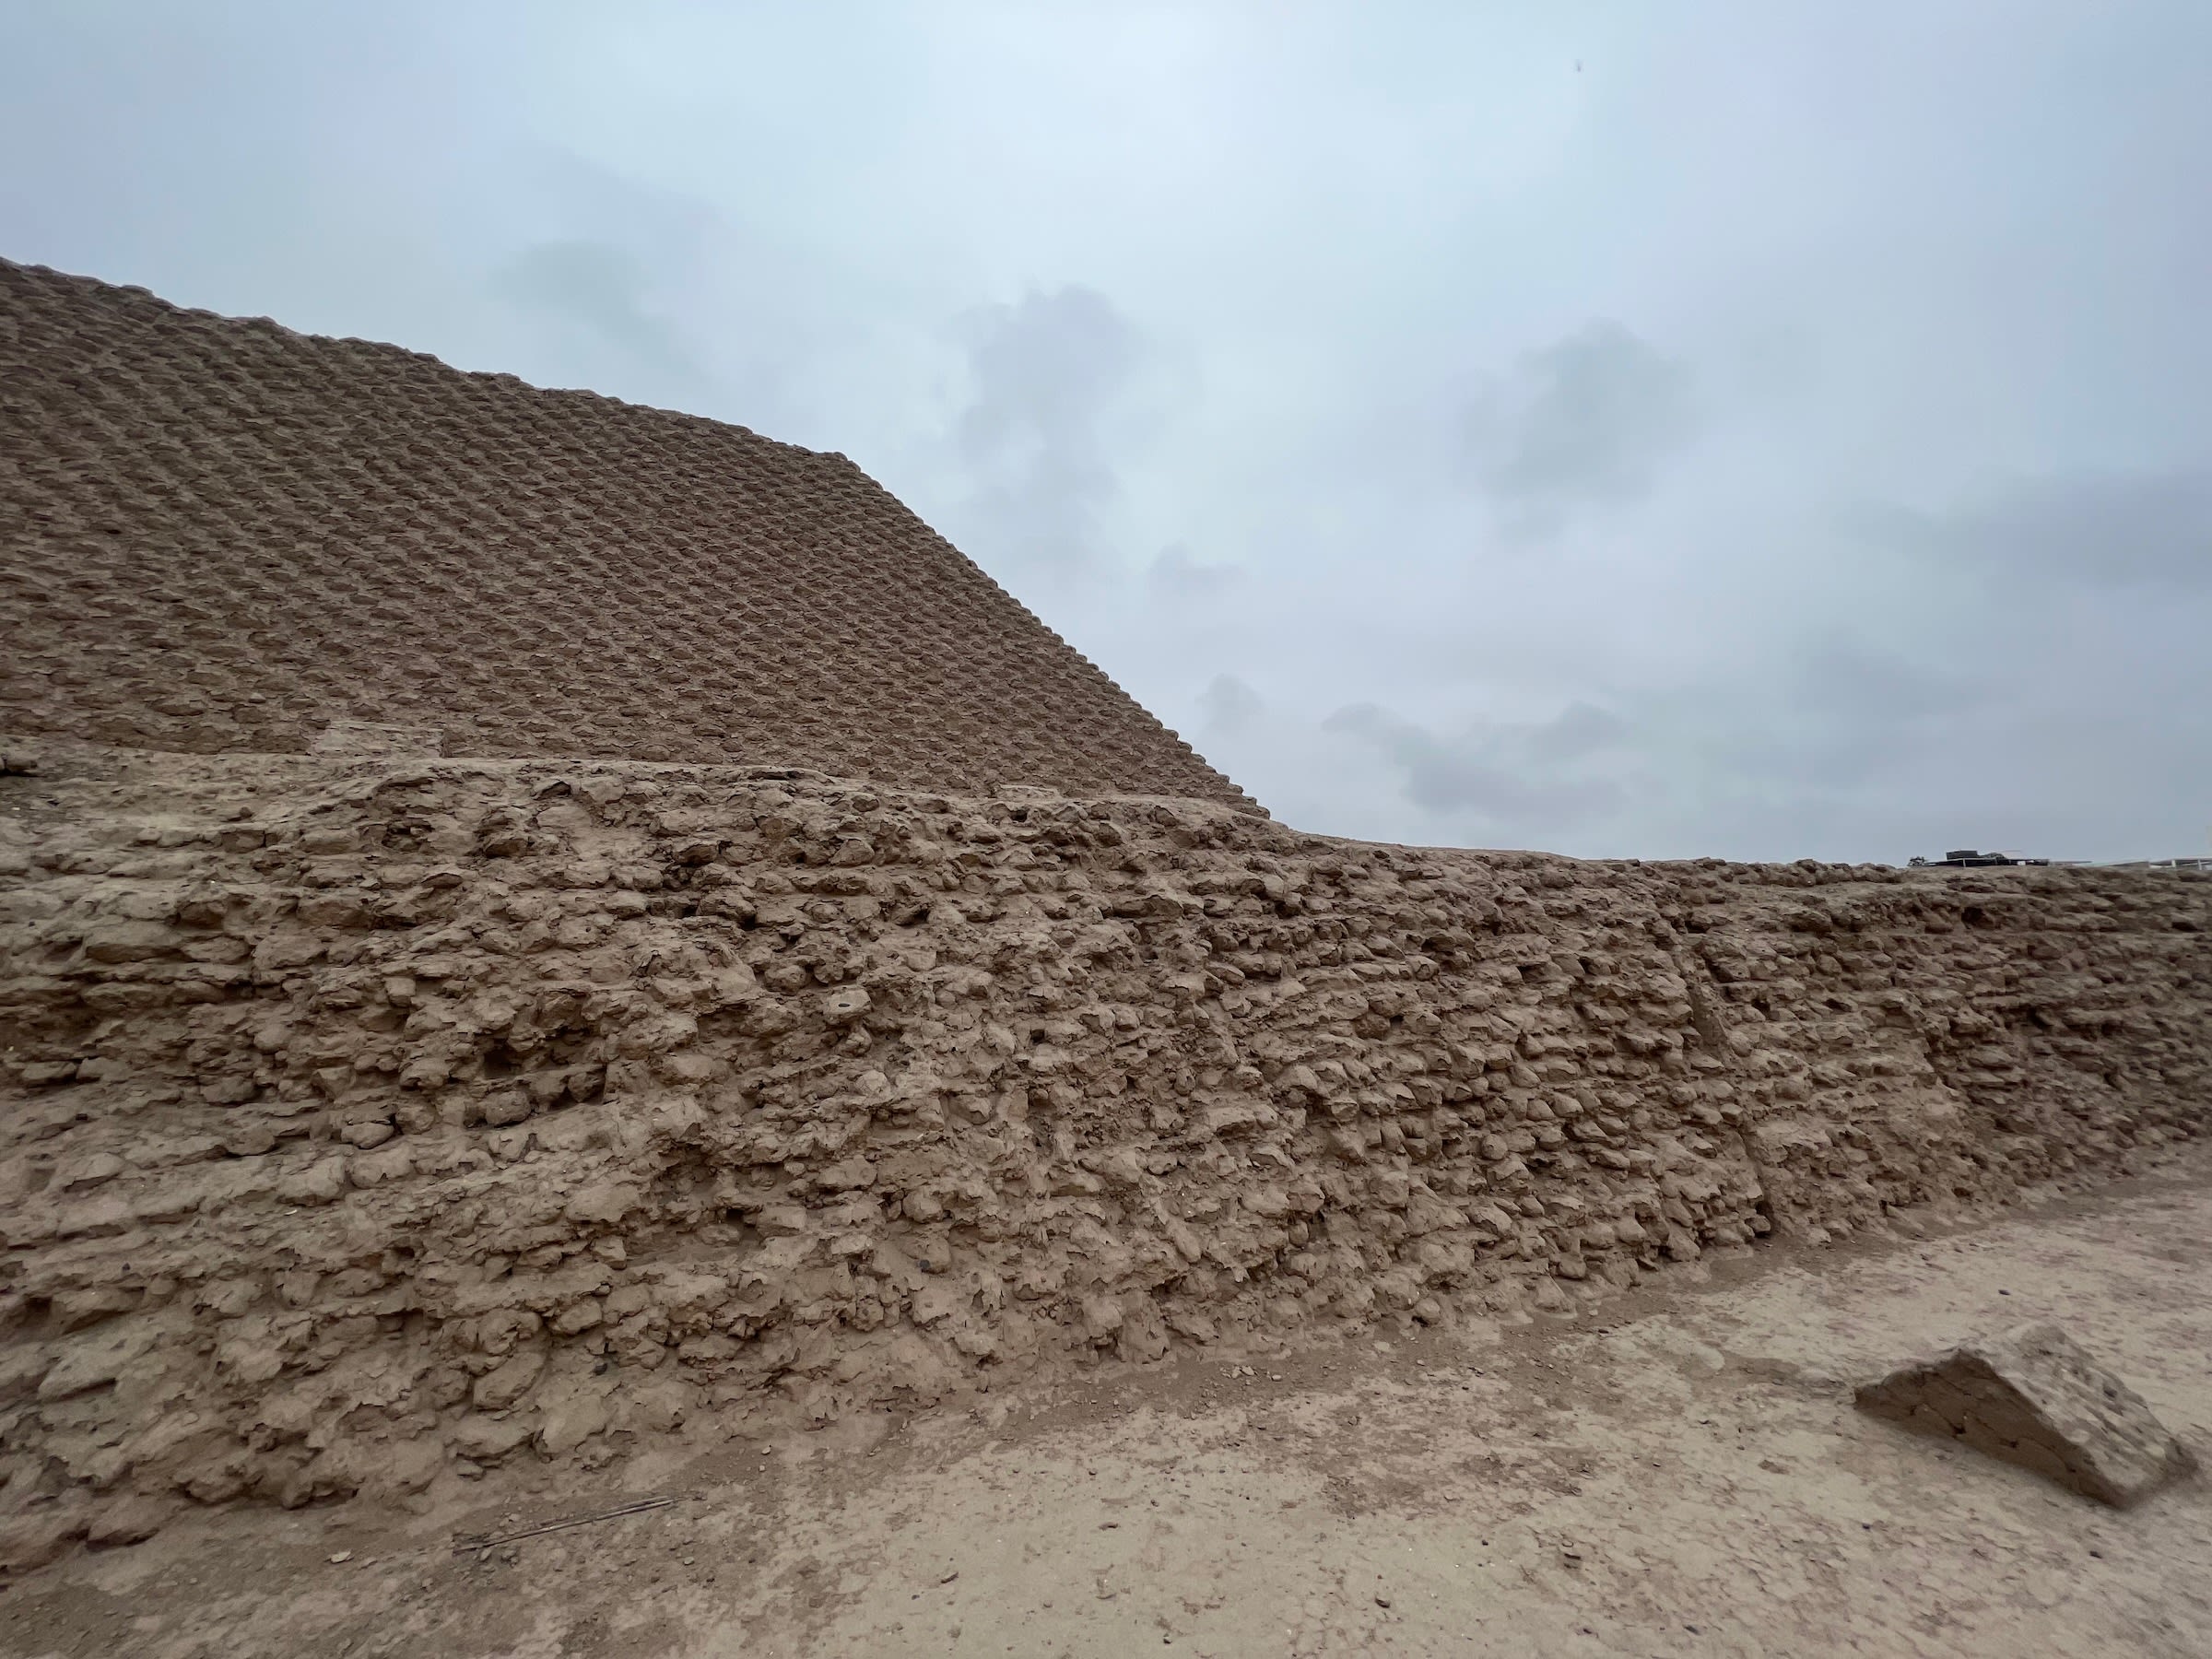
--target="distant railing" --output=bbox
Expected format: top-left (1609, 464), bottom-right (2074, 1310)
top-left (1907, 850), bottom-right (2052, 868)
top-left (1906, 850), bottom-right (2210, 871)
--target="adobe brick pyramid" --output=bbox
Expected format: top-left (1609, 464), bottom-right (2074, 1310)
top-left (0, 257), bottom-right (1261, 812)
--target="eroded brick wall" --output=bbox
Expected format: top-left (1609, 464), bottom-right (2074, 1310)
top-left (1, 749), bottom-right (2205, 1559)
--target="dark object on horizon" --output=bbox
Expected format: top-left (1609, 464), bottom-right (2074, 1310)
top-left (1908, 849), bottom-right (2053, 869)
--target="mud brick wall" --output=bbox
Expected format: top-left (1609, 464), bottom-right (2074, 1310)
top-left (1, 749), bottom-right (2205, 1556)
top-left (0, 258), bottom-right (1257, 811)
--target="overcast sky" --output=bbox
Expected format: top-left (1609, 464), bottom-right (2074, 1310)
top-left (5, 2), bottom-right (2208, 862)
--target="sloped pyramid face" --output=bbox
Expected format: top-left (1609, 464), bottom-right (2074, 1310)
top-left (0, 257), bottom-right (1261, 812)
top-left (1854, 1322), bottom-right (2196, 1506)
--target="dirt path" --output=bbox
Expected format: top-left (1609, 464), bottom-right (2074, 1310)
top-left (6, 1158), bottom-right (2208, 1658)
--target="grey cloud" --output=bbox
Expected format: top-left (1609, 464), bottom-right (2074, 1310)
top-left (1856, 469), bottom-right (2212, 591)
top-left (950, 286), bottom-right (1139, 574)
top-left (1198, 673), bottom-right (1265, 732)
top-left (483, 159), bottom-right (814, 431)
top-left (1781, 636), bottom-right (1982, 738)
top-left (1322, 702), bottom-right (1627, 829)
top-left (1623, 632), bottom-right (1982, 808)
top-left (1149, 544), bottom-right (1245, 601)
top-left (1524, 700), bottom-right (1630, 763)
top-left (493, 239), bottom-right (688, 372)
top-left (1464, 321), bottom-right (1695, 529)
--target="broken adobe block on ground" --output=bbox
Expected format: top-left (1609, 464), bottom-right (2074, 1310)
top-left (1854, 1322), bottom-right (2197, 1506)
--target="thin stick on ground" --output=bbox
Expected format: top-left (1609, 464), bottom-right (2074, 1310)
top-left (452, 1497), bottom-right (678, 1553)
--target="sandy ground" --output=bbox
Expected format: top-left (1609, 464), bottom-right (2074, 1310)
top-left (4, 1154), bottom-right (2206, 1659)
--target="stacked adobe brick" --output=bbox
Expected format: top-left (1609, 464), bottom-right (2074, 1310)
top-left (0, 749), bottom-right (2204, 1559)
top-left (0, 257), bottom-right (1257, 811)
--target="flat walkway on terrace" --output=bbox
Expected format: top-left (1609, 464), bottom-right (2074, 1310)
top-left (7, 1151), bottom-right (2209, 1658)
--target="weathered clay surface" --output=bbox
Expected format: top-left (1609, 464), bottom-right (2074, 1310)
top-left (0, 257), bottom-right (1256, 811)
top-left (1855, 1322), bottom-right (2196, 1506)
top-left (0, 745), bottom-right (2206, 1563)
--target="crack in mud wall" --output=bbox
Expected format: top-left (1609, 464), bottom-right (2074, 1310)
top-left (2, 747), bottom-right (2206, 1562)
